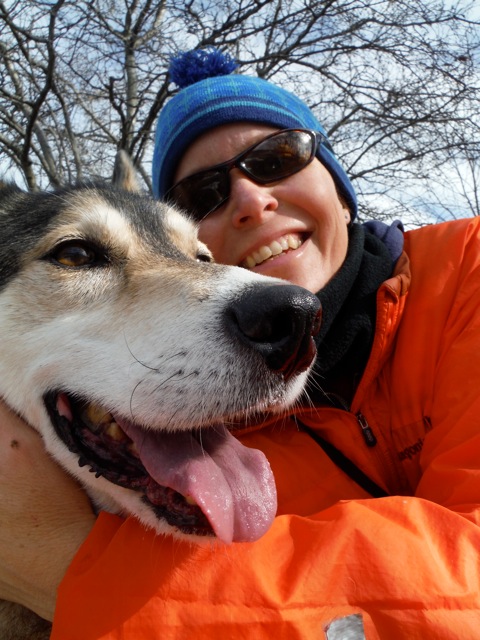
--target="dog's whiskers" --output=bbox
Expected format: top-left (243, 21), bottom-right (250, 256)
top-left (124, 333), bottom-right (180, 373)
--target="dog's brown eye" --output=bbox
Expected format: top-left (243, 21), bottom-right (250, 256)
top-left (49, 241), bottom-right (105, 268)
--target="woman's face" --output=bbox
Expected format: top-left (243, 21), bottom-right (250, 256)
top-left (173, 123), bottom-right (351, 293)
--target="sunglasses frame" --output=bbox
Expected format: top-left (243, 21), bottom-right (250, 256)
top-left (166, 128), bottom-right (332, 221)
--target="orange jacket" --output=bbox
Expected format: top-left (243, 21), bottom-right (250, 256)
top-left (52, 218), bottom-right (480, 639)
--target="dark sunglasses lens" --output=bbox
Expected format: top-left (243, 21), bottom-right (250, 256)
top-left (169, 170), bottom-right (228, 220)
top-left (240, 130), bottom-right (315, 182)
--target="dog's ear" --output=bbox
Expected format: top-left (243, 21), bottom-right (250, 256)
top-left (0, 180), bottom-right (21, 197)
top-left (112, 150), bottom-right (142, 193)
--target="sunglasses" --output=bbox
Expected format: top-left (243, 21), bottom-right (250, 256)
top-left (165, 128), bottom-right (332, 222)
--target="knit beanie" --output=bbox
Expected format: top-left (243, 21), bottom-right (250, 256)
top-left (152, 48), bottom-right (358, 219)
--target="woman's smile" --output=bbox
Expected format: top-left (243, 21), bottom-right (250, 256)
top-left (239, 231), bottom-right (306, 269)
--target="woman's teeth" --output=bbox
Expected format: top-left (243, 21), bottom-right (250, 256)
top-left (241, 233), bottom-right (303, 269)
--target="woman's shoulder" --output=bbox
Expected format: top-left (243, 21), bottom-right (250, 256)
top-left (401, 217), bottom-right (480, 323)
top-left (404, 216), bottom-right (480, 253)
top-left (403, 217), bottom-right (480, 281)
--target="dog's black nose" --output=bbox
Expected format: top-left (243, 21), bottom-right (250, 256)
top-left (227, 284), bottom-right (322, 380)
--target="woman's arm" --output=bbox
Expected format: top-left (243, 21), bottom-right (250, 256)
top-left (0, 402), bottom-right (95, 621)
top-left (51, 497), bottom-right (480, 639)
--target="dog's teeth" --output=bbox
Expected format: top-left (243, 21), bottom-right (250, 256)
top-left (106, 421), bottom-right (126, 441)
top-left (184, 495), bottom-right (198, 506)
top-left (84, 403), bottom-right (113, 428)
top-left (128, 441), bottom-right (139, 456)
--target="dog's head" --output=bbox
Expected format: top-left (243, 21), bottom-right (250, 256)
top-left (0, 175), bottom-right (321, 544)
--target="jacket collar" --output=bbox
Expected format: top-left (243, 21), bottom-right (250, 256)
top-left (306, 223), bottom-right (398, 405)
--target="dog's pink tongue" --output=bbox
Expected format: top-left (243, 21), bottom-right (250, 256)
top-left (117, 422), bottom-right (277, 544)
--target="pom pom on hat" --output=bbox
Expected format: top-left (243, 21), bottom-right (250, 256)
top-left (169, 48), bottom-right (238, 89)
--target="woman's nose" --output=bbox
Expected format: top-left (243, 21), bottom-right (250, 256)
top-left (229, 170), bottom-right (278, 227)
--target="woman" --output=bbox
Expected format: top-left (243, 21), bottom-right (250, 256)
top-left (2, 49), bottom-right (480, 638)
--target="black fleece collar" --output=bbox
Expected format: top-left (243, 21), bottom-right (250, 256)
top-left (305, 223), bottom-right (396, 405)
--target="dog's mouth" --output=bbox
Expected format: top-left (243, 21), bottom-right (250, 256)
top-left (44, 392), bottom-right (277, 544)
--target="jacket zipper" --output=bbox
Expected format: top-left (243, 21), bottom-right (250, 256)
top-left (322, 392), bottom-right (378, 449)
top-left (354, 409), bottom-right (406, 494)
top-left (356, 412), bottom-right (377, 447)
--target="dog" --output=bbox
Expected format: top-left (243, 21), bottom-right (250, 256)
top-left (0, 154), bottom-right (321, 638)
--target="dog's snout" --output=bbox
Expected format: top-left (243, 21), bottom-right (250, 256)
top-left (227, 284), bottom-right (322, 380)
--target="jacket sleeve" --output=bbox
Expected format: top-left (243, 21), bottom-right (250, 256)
top-left (51, 497), bottom-right (480, 640)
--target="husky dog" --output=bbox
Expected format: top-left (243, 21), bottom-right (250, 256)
top-left (0, 155), bottom-right (321, 638)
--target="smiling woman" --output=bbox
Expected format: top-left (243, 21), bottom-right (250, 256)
top-left (153, 56), bottom-right (360, 294)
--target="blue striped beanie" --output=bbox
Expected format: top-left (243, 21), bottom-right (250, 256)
top-left (152, 49), bottom-right (357, 219)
